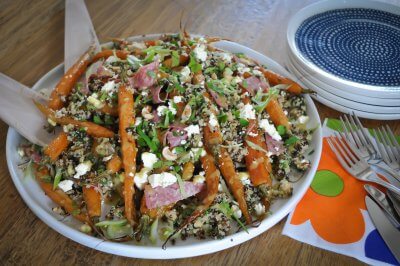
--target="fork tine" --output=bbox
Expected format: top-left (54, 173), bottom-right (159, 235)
top-left (343, 114), bottom-right (363, 149)
top-left (352, 112), bottom-right (376, 154)
top-left (340, 116), bottom-right (355, 145)
top-left (337, 131), bottom-right (364, 160)
top-left (334, 132), bottom-right (358, 163)
top-left (385, 125), bottom-right (400, 162)
top-left (349, 113), bottom-right (369, 147)
top-left (327, 137), bottom-right (352, 173)
top-left (381, 126), bottom-right (400, 162)
top-left (374, 128), bottom-right (391, 164)
top-left (330, 136), bottom-right (355, 167)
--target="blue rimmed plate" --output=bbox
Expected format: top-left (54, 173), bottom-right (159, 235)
top-left (287, 0), bottom-right (400, 99)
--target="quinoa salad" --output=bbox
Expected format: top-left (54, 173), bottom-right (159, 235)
top-left (19, 33), bottom-right (314, 246)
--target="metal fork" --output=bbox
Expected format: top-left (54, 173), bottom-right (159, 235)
top-left (340, 113), bottom-right (400, 180)
top-left (372, 125), bottom-right (400, 172)
top-left (327, 133), bottom-right (400, 196)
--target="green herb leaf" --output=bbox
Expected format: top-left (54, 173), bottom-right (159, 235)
top-left (285, 136), bottom-right (299, 146)
top-left (93, 115), bottom-right (104, 125)
top-left (175, 173), bottom-right (186, 198)
top-left (95, 219), bottom-right (128, 227)
top-left (53, 167), bottom-right (63, 190)
top-left (146, 70), bottom-right (156, 79)
top-left (242, 80), bottom-right (248, 89)
top-left (277, 125), bottom-right (286, 136)
top-left (188, 54), bottom-right (202, 73)
top-left (171, 51), bottom-right (180, 67)
top-left (217, 113), bottom-right (228, 124)
top-left (137, 123), bottom-right (158, 152)
top-left (239, 118), bottom-right (249, 127)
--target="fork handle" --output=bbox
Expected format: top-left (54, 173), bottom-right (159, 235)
top-left (367, 175), bottom-right (400, 196)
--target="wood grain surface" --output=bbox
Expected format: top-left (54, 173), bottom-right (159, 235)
top-left (0, 0), bottom-right (399, 265)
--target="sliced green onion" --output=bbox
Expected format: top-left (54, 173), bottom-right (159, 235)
top-left (149, 218), bottom-right (159, 244)
top-left (277, 125), bottom-right (286, 136)
top-left (95, 219), bottom-right (128, 227)
top-left (245, 140), bottom-right (269, 155)
top-left (188, 54), bottom-right (202, 73)
top-left (285, 136), bottom-right (299, 146)
top-left (93, 115), bottom-right (104, 125)
top-left (137, 124), bottom-right (158, 152)
top-left (175, 173), bottom-right (186, 198)
top-left (239, 118), bottom-right (249, 127)
top-left (53, 167), bottom-right (63, 190)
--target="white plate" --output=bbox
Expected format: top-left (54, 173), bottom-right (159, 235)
top-left (6, 36), bottom-right (323, 259)
top-left (286, 47), bottom-right (400, 107)
top-left (287, 54), bottom-right (400, 114)
top-left (286, 59), bottom-right (400, 120)
top-left (287, 0), bottom-right (400, 99)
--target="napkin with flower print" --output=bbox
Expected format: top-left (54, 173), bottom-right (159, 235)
top-left (283, 118), bottom-right (400, 266)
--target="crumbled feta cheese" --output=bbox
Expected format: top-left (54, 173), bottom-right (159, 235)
top-left (58, 180), bottom-right (74, 192)
top-left (237, 63), bottom-right (250, 74)
top-left (17, 147), bottom-right (25, 157)
top-left (180, 140), bottom-right (187, 145)
top-left (193, 45), bottom-right (207, 61)
top-left (87, 93), bottom-right (105, 109)
top-left (148, 172), bottom-right (177, 188)
top-left (254, 203), bottom-right (265, 216)
top-left (297, 115), bottom-right (309, 125)
top-left (173, 96), bottom-right (183, 103)
top-left (180, 66), bottom-right (191, 83)
top-left (74, 161), bottom-right (92, 179)
top-left (135, 117), bottom-right (142, 126)
top-left (240, 103), bottom-right (256, 120)
top-left (184, 124), bottom-right (200, 138)
top-left (214, 52), bottom-right (232, 63)
top-left (168, 101), bottom-right (177, 115)
top-left (141, 152), bottom-right (158, 169)
top-left (252, 69), bottom-right (263, 76)
top-left (201, 149), bottom-right (207, 157)
top-left (238, 172), bottom-right (251, 185)
top-left (101, 80), bottom-right (116, 94)
top-left (209, 113), bottom-right (219, 128)
top-left (231, 204), bottom-right (242, 218)
top-left (105, 56), bottom-right (119, 64)
top-left (193, 174), bottom-right (205, 184)
top-left (231, 76), bottom-right (243, 85)
top-left (134, 167), bottom-right (151, 190)
top-left (259, 119), bottom-right (282, 141)
top-left (157, 106), bottom-right (168, 116)
top-left (102, 155), bottom-right (113, 162)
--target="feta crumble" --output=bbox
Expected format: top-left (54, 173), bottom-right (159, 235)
top-left (58, 180), bottom-right (74, 192)
top-left (141, 152), bottom-right (158, 169)
top-left (184, 124), bottom-right (200, 138)
top-left (240, 103), bottom-right (256, 120)
top-left (74, 161), bottom-right (92, 179)
top-left (193, 45), bottom-right (207, 61)
top-left (134, 167), bottom-right (151, 190)
top-left (259, 119), bottom-right (282, 141)
top-left (148, 172), bottom-right (177, 188)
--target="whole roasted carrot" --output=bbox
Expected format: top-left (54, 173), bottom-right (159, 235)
top-left (35, 102), bottom-right (115, 138)
top-left (48, 46), bottom-right (95, 110)
top-left (35, 166), bottom-right (89, 223)
top-left (44, 132), bottom-right (69, 161)
top-left (118, 85), bottom-right (137, 226)
top-left (140, 197), bottom-right (173, 220)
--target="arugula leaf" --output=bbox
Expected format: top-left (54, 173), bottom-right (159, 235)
top-left (217, 201), bottom-right (248, 233)
top-left (188, 54), bottom-right (202, 73)
top-left (217, 113), bottom-right (228, 124)
top-left (171, 51), bottom-right (180, 67)
top-left (93, 115), bottom-right (104, 125)
top-left (53, 167), bottom-right (63, 190)
top-left (239, 118), bottom-right (249, 127)
top-left (285, 136), bottom-right (299, 146)
top-left (277, 125), bottom-right (286, 136)
top-left (137, 123), bottom-right (158, 152)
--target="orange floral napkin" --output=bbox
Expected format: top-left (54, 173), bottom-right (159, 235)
top-left (283, 118), bottom-right (400, 265)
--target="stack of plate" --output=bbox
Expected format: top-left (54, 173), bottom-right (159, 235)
top-left (286, 0), bottom-right (400, 120)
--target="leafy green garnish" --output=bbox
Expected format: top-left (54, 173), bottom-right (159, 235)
top-left (252, 86), bottom-right (280, 112)
top-left (285, 136), bottom-right (299, 146)
top-left (137, 123), bottom-right (158, 152)
top-left (242, 80), bottom-right (248, 89)
top-left (188, 53), bottom-right (202, 73)
top-left (217, 113), bottom-right (228, 124)
top-left (217, 61), bottom-right (225, 71)
top-left (93, 115), bottom-right (104, 125)
top-left (104, 115), bottom-right (114, 126)
top-left (53, 167), bottom-right (63, 190)
top-left (146, 70), bottom-right (156, 79)
top-left (216, 201), bottom-right (248, 233)
top-left (277, 125), bottom-right (286, 136)
top-left (95, 219), bottom-right (128, 227)
top-left (171, 51), bottom-right (180, 67)
top-left (206, 80), bottom-right (225, 95)
top-left (235, 52), bottom-right (246, 58)
top-left (175, 173), bottom-right (186, 197)
top-left (239, 118), bottom-right (249, 127)
top-left (173, 146), bottom-right (185, 154)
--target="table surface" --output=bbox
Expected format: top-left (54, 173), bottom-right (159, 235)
top-left (0, 0), bottom-right (399, 264)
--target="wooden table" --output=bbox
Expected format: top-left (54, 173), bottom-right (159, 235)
top-left (0, 0), bottom-right (399, 264)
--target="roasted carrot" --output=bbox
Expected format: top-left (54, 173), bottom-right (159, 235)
top-left (82, 186), bottom-right (102, 218)
top-left (261, 69), bottom-right (303, 95)
top-left (44, 132), bottom-right (69, 161)
top-left (36, 102), bottom-right (115, 138)
top-left (48, 46), bottom-right (95, 110)
top-left (163, 54), bottom-right (189, 68)
top-left (107, 155), bottom-right (122, 174)
top-left (92, 50), bottom-right (129, 62)
top-left (118, 85), bottom-right (137, 226)
top-left (203, 121), bottom-right (223, 146)
top-left (216, 147), bottom-right (252, 225)
top-left (241, 92), bottom-right (272, 187)
top-left (35, 166), bottom-right (89, 223)
top-left (265, 98), bottom-right (291, 130)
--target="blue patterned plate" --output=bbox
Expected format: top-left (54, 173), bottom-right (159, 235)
top-left (287, 0), bottom-right (400, 99)
top-left (295, 8), bottom-right (400, 87)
